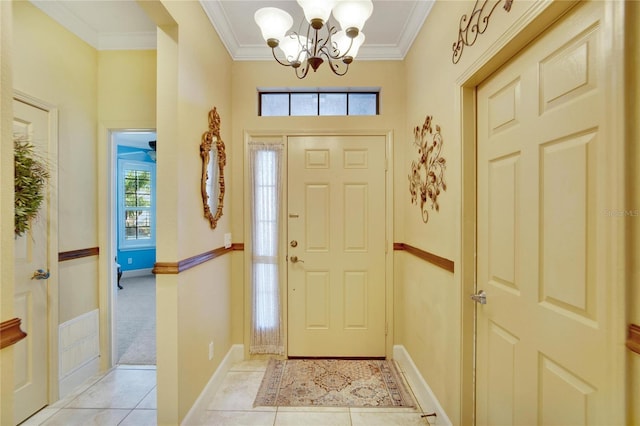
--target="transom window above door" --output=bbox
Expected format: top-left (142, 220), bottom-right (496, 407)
top-left (259, 89), bottom-right (379, 117)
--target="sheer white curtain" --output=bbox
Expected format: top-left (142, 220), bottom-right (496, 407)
top-left (249, 142), bottom-right (284, 355)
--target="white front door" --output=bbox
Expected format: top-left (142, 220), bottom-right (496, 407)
top-left (476, 2), bottom-right (622, 424)
top-left (287, 135), bottom-right (386, 357)
top-left (13, 99), bottom-right (51, 424)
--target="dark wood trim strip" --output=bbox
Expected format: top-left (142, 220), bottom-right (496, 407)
top-left (153, 245), bottom-right (236, 274)
top-left (232, 243), bottom-right (244, 251)
top-left (59, 247), bottom-right (99, 262)
top-left (1, 318), bottom-right (27, 349)
top-left (627, 324), bottom-right (640, 355)
top-left (394, 242), bottom-right (455, 273)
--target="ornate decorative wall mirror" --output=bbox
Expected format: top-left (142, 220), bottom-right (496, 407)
top-left (200, 107), bottom-right (226, 229)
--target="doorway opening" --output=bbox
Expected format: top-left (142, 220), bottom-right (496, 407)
top-left (111, 130), bottom-right (157, 366)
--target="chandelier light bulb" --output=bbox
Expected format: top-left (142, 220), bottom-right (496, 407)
top-left (279, 35), bottom-right (308, 66)
top-left (254, 7), bottom-right (293, 45)
top-left (332, 30), bottom-right (351, 57)
top-left (296, 0), bottom-right (336, 29)
top-left (334, 31), bottom-right (365, 60)
top-left (332, 0), bottom-right (373, 36)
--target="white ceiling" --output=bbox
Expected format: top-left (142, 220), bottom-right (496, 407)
top-left (30, 0), bottom-right (434, 60)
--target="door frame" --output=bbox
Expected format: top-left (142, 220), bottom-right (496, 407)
top-left (243, 129), bottom-right (394, 359)
top-left (13, 90), bottom-right (60, 404)
top-left (457, 1), bottom-right (627, 424)
top-left (98, 124), bottom-right (156, 370)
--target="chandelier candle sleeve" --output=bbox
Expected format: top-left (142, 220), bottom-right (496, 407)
top-left (254, 7), bottom-right (293, 46)
top-left (333, 31), bottom-right (365, 61)
top-left (279, 35), bottom-right (309, 66)
top-left (297, 0), bottom-right (336, 28)
top-left (254, 0), bottom-right (373, 79)
top-left (332, 0), bottom-right (373, 36)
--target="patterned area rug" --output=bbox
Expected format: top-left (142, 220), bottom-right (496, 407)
top-left (254, 359), bottom-right (416, 408)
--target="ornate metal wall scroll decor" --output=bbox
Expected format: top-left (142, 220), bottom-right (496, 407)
top-left (200, 107), bottom-right (226, 229)
top-left (452, 0), bottom-right (513, 64)
top-left (408, 115), bottom-right (447, 223)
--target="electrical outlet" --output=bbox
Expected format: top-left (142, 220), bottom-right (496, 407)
top-left (208, 341), bottom-right (214, 360)
top-left (224, 233), bottom-right (232, 249)
top-left (127, 258), bottom-right (132, 264)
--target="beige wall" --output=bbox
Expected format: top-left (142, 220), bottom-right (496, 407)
top-left (146, 1), bottom-right (234, 423)
top-left (626, 1), bottom-right (640, 422)
top-left (230, 59), bottom-right (407, 352)
top-left (96, 48), bottom-right (157, 368)
top-left (13, 1), bottom-right (99, 323)
top-left (98, 50), bottom-right (156, 126)
top-left (0, 2), bottom-right (14, 424)
top-left (2, 1), bottom-right (637, 424)
top-left (400, 1), bottom-right (636, 423)
top-left (230, 59), bottom-right (407, 241)
top-left (399, 1), bottom-right (586, 423)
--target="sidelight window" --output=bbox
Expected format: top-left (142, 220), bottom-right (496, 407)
top-left (249, 142), bottom-right (284, 355)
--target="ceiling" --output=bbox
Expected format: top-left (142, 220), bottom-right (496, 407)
top-left (30, 0), bottom-right (434, 60)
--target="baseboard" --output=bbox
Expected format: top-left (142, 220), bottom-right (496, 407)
top-left (182, 344), bottom-right (244, 425)
top-left (121, 268), bottom-right (153, 278)
top-left (393, 345), bottom-right (452, 426)
top-left (59, 356), bottom-right (100, 398)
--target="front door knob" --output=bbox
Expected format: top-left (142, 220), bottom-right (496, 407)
top-left (470, 290), bottom-right (487, 304)
top-left (290, 256), bottom-right (304, 263)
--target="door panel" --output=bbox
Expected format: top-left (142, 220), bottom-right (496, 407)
top-left (476, 2), bottom-right (616, 424)
top-left (288, 135), bottom-right (386, 357)
top-left (13, 99), bottom-right (50, 424)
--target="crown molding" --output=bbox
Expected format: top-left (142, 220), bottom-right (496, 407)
top-left (396, 0), bottom-right (435, 58)
top-left (200, 0), bottom-right (240, 58)
top-left (31, 0), bottom-right (99, 47)
top-left (30, 1), bottom-right (156, 50)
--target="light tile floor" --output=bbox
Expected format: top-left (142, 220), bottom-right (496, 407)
top-left (21, 360), bottom-right (433, 426)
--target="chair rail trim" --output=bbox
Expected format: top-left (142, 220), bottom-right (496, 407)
top-left (628, 324), bottom-right (640, 355)
top-left (153, 243), bottom-right (243, 274)
top-left (58, 247), bottom-right (99, 262)
top-left (394, 242), bottom-right (455, 273)
top-left (0, 318), bottom-right (27, 349)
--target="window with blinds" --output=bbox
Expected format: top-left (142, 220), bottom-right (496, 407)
top-left (119, 160), bottom-right (155, 249)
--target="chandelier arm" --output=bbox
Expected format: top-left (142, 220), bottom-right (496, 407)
top-left (317, 25), bottom-right (336, 57)
top-left (327, 58), bottom-right (349, 76)
top-left (323, 25), bottom-right (345, 59)
top-left (303, 24), bottom-right (319, 58)
top-left (295, 37), bottom-right (312, 63)
top-left (271, 48), bottom-right (294, 67)
top-left (332, 35), bottom-right (355, 60)
top-left (295, 63), bottom-right (311, 79)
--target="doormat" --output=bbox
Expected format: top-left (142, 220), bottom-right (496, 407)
top-left (253, 359), bottom-right (416, 408)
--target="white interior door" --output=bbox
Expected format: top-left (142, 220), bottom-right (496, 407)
top-left (476, 2), bottom-right (621, 424)
top-left (13, 99), bottom-right (51, 424)
top-left (287, 135), bottom-right (386, 357)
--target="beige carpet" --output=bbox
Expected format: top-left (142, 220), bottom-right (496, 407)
top-left (254, 359), bottom-right (416, 408)
top-left (117, 274), bottom-right (156, 365)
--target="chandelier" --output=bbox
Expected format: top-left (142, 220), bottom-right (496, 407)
top-left (254, 0), bottom-right (373, 79)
